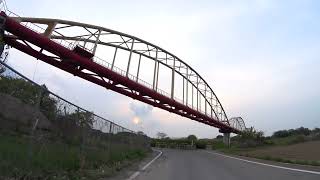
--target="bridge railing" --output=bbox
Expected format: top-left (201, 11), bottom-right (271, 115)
top-left (0, 4), bottom-right (246, 132)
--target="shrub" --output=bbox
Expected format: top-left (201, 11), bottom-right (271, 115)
top-left (211, 141), bottom-right (226, 150)
top-left (289, 135), bottom-right (306, 144)
top-left (272, 127), bottom-right (311, 138)
top-left (262, 155), bottom-right (271, 160)
top-left (150, 140), bottom-right (156, 147)
top-left (264, 139), bottom-right (274, 145)
top-left (311, 161), bottom-right (320, 166)
top-left (187, 135), bottom-right (197, 142)
top-left (195, 141), bottom-right (207, 149)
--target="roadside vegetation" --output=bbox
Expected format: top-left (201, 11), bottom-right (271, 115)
top-left (212, 127), bottom-right (320, 166)
top-left (0, 75), bottom-right (151, 179)
top-left (151, 126), bottom-right (320, 167)
top-left (151, 132), bottom-right (208, 150)
top-left (0, 132), bottom-right (148, 179)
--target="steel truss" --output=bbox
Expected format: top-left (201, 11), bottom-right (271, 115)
top-left (0, 11), bottom-right (246, 133)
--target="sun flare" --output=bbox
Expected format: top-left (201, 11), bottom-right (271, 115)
top-left (133, 116), bottom-right (140, 124)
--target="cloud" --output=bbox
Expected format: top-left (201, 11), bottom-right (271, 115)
top-left (129, 102), bottom-right (153, 117)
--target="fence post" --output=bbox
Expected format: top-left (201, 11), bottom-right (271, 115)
top-left (109, 122), bottom-right (113, 134)
top-left (28, 86), bottom-right (45, 165)
top-left (77, 107), bottom-right (86, 169)
top-left (108, 122), bottom-right (113, 161)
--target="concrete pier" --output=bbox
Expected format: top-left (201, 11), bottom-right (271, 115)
top-left (223, 132), bottom-right (230, 147)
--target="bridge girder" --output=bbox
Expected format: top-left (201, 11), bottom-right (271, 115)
top-left (0, 11), bottom-right (246, 133)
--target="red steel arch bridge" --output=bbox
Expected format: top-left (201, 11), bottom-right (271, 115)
top-left (0, 6), bottom-right (246, 136)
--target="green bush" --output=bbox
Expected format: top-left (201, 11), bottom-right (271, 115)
top-left (150, 140), bottom-right (156, 147)
top-left (289, 135), bottom-right (306, 144)
top-left (195, 141), bottom-right (206, 149)
top-left (264, 139), bottom-right (274, 145)
top-left (159, 143), bottom-right (166, 148)
top-left (211, 141), bottom-right (226, 150)
top-left (272, 127), bottom-right (311, 138)
top-left (0, 134), bottom-right (148, 179)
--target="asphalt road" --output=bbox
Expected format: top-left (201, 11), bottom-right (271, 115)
top-left (134, 149), bottom-right (320, 180)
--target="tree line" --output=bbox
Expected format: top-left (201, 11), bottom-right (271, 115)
top-left (272, 127), bottom-right (320, 138)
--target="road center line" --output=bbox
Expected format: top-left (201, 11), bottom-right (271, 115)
top-left (127, 149), bottom-right (163, 180)
top-left (205, 150), bottom-right (320, 175)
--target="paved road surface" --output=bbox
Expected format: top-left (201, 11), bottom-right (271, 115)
top-left (134, 149), bottom-right (320, 180)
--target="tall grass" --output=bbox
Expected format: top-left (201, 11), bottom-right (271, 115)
top-left (0, 134), bottom-right (147, 179)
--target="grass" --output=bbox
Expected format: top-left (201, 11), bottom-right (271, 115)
top-left (256, 155), bottom-right (320, 166)
top-left (0, 133), bottom-right (148, 179)
top-left (270, 135), bottom-right (307, 146)
top-left (211, 139), bottom-right (320, 167)
top-left (218, 147), bottom-right (320, 167)
top-left (211, 141), bottom-right (226, 150)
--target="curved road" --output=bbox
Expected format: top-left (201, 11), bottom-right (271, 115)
top-left (133, 149), bottom-right (320, 180)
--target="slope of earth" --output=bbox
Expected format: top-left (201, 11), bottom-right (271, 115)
top-left (245, 140), bottom-right (320, 161)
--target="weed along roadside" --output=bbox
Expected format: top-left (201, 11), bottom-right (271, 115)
top-left (0, 62), bottom-right (152, 179)
top-left (211, 127), bottom-right (320, 167)
top-left (151, 134), bottom-right (214, 150)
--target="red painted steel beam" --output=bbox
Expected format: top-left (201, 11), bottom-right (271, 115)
top-left (1, 12), bottom-right (238, 133)
top-left (5, 37), bottom-right (222, 129)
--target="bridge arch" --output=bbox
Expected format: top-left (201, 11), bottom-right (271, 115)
top-left (1, 11), bottom-right (245, 133)
top-left (229, 117), bottom-right (246, 132)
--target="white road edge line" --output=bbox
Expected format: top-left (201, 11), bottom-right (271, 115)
top-left (127, 149), bottom-right (163, 180)
top-left (205, 150), bottom-right (320, 175)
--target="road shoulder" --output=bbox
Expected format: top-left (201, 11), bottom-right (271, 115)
top-left (205, 150), bottom-right (320, 173)
top-left (106, 149), bottom-right (161, 180)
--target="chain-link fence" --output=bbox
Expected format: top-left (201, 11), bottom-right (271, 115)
top-left (0, 60), bottom-right (150, 179)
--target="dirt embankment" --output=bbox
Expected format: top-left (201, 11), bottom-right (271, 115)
top-left (0, 92), bottom-right (52, 132)
top-left (247, 141), bottom-right (320, 161)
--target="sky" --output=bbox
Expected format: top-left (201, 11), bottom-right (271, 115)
top-left (3, 0), bottom-right (320, 138)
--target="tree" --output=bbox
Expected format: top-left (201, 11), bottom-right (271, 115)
top-left (187, 135), bottom-right (197, 142)
top-left (235, 127), bottom-right (267, 147)
top-left (0, 77), bottom-right (58, 120)
top-left (295, 127), bottom-right (311, 136)
top-left (156, 132), bottom-right (167, 139)
top-left (273, 127), bottom-right (311, 138)
top-left (256, 131), bottom-right (265, 142)
top-left (216, 135), bottom-right (223, 139)
top-left (272, 130), bottom-right (289, 138)
top-left (312, 128), bottom-right (320, 134)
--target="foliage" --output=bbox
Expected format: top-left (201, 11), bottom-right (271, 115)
top-left (187, 135), bottom-right (197, 142)
top-left (0, 76), bottom-right (58, 121)
top-left (153, 137), bottom-right (189, 145)
top-left (211, 141), bottom-right (227, 150)
top-left (150, 140), bottom-right (156, 147)
top-left (0, 76), bottom-right (41, 105)
top-left (272, 127), bottom-right (311, 138)
top-left (231, 127), bottom-right (266, 148)
top-left (0, 74), bottom-right (151, 179)
top-left (156, 132), bottom-right (167, 139)
top-left (39, 91), bottom-right (57, 120)
top-left (195, 140), bottom-right (206, 149)
top-left (65, 110), bottom-right (94, 129)
top-left (228, 127), bottom-right (320, 149)
top-left (0, 134), bottom-right (147, 179)
top-left (152, 135), bottom-right (213, 149)
top-left (249, 155), bottom-right (320, 167)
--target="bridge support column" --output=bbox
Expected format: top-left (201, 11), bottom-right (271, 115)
top-left (223, 132), bottom-right (230, 147)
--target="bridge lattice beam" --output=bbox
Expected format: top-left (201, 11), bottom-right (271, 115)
top-left (0, 11), bottom-right (245, 133)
